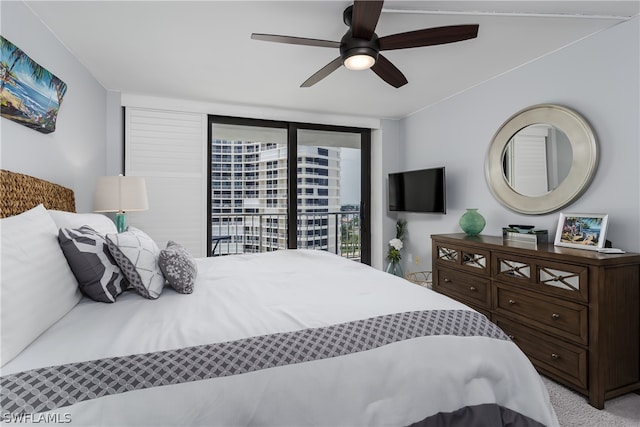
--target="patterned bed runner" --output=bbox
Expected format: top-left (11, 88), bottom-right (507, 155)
top-left (1, 309), bottom-right (508, 414)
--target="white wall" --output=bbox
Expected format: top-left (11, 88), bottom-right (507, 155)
top-left (396, 16), bottom-right (640, 272)
top-left (377, 119), bottom-right (404, 269)
top-left (0, 1), bottom-right (107, 212)
top-left (105, 91), bottom-right (123, 176)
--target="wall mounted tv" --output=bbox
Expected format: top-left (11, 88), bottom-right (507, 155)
top-left (388, 167), bottom-right (446, 213)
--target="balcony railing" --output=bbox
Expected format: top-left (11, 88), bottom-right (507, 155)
top-left (211, 211), bottom-right (361, 261)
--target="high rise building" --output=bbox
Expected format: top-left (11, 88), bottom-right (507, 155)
top-left (211, 139), bottom-right (341, 254)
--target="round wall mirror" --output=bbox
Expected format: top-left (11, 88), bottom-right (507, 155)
top-left (502, 124), bottom-right (573, 197)
top-left (485, 104), bottom-right (598, 214)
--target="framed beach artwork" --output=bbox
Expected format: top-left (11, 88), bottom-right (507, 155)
top-left (0, 36), bottom-right (67, 134)
top-left (554, 213), bottom-right (609, 251)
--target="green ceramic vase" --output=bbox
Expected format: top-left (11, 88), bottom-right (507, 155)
top-left (459, 208), bottom-right (486, 235)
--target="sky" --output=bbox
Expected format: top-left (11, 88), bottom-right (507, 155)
top-left (340, 148), bottom-right (360, 205)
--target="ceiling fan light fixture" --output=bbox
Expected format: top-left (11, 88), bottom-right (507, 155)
top-left (344, 53), bottom-right (375, 70)
top-left (340, 33), bottom-right (379, 71)
top-left (253, 2), bottom-right (479, 88)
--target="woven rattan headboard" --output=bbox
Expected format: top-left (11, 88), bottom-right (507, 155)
top-left (0, 170), bottom-right (76, 218)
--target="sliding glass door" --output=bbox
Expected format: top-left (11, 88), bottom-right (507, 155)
top-left (208, 116), bottom-right (370, 264)
top-left (208, 118), bottom-right (288, 256)
top-left (294, 127), bottom-right (367, 262)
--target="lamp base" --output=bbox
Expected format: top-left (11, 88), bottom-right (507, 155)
top-left (115, 212), bottom-right (127, 233)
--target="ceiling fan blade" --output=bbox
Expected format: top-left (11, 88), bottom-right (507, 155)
top-left (351, 0), bottom-right (384, 40)
top-left (301, 57), bottom-right (343, 87)
top-left (378, 24), bottom-right (479, 51)
top-left (371, 54), bottom-right (408, 88)
top-left (251, 33), bottom-right (340, 48)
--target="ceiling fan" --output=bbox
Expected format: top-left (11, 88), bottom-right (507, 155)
top-left (251, 0), bottom-right (479, 88)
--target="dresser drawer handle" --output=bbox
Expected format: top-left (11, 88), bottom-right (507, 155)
top-left (469, 286), bottom-right (477, 292)
top-left (551, 353), bottom-right (560, 360)
top-left (508, 299), bottom-right (516, 305)
top-left (551, 313), bottom-right (560, 320)
top-left (508, 334), bottom-right (515, 340)
top-left (443, 278), bottom-right (451, 283)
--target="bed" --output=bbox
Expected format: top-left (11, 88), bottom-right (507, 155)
top-left (0, 170), bottom-right (559, 427)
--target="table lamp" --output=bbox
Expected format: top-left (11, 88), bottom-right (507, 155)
top-left (94, 175), bottom-right (148, 232)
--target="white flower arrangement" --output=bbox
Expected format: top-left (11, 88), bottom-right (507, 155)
top-left (386, 219), bottom-right (407, 264)
top-left (389, 238), bottom-right (403, 251)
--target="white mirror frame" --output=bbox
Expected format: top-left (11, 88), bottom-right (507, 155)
top-left (485, 104), bottom-right (598, 215)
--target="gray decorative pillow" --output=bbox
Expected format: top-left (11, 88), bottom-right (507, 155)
top-left (58, 226), bottom-right (129, 303)
top-left (106, 227), bottom-right (165, 300)
top-left (159, 241), bottom-right (197, 294)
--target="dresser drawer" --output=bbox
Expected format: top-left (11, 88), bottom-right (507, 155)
top-left (435, 243), bottom-right (490, 277)
top-left (435, 267), bottom-right (490, 309)
top-left (493, 252), bottom-right (588, 303)
top-left (494, 285), bottom-right (588, 345)
top-left (495, 316), bottom-right (587, 391)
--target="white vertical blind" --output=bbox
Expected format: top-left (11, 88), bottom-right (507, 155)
top-left (510, 125), bottom-right (549, 197)
top-left (124, 108), bottom-right (207, 257)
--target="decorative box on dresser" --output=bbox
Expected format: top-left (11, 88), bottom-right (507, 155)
top-left (431, 233), bottom-right (640, 409)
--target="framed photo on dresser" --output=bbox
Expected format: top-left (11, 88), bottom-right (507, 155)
top-left (554, 212), bottom-right (609, 251)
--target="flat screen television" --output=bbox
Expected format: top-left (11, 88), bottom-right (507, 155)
top-left (388, 167), bottom-right (446, 213)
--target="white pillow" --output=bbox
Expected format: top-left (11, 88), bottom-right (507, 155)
top-left (1, 204), bottom-right (81, 366)
top-left (106, 226), bottom-right (165, 300)
top-left (48, 209), bottom-right (117, 236)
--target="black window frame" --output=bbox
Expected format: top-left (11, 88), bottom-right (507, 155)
top-left (208, 115), bottom-right (371, 264)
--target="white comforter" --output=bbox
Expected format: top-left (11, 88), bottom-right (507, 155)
top-left (2, 250), bottom-right (558, 426)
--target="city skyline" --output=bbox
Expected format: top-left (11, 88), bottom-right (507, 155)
top-left (210, 137), bottom-right (361, 258)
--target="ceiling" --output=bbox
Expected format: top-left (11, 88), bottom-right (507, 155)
top-left (24, 1), bottom-right (639, 120)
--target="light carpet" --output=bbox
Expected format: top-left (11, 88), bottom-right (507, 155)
top-left (541, 376), bottom-right (640, 427)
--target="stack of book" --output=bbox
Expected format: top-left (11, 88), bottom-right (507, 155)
top-left (502, 225), bottom-right (548, 247)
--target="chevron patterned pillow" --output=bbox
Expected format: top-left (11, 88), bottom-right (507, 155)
top-left (106, 227), bottom-right (165, 300)
top-left (58, 226), bottom-right (129, 303)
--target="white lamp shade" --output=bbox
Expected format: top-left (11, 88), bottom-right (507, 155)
top-left (94, 176), bottom-right (149, 212)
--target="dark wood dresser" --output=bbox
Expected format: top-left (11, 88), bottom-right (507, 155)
top-left (431, 233), bottom-right (640, 409)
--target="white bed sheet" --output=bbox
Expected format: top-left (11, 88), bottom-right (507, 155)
top-left (2, 250), bottom-right (559, 426)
